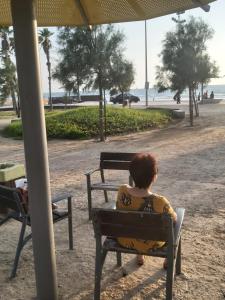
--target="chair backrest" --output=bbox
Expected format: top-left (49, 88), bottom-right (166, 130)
top-left (92, 208), bottom-right (173, 242)
top-left (0, 185), bottom-right (24, 213)
top-left (100, 152), bottom-right (138, 170)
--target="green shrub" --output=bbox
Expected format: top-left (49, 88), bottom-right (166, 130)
top-left (3, 121), bottom-right (23, 138)
top-left (3, 107), bottom-right (172, 140)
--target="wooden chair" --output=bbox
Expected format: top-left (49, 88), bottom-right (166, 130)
top-left (0, 184), bottom-right (73, 278)
top-left (92, 207), bottom-right (185, 300)
top-left (85, 152), bottom-right (138, 219)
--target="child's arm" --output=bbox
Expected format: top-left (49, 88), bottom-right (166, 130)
top-left (163, 197), bottom-right (177, 222)
top-left (154, 195), bottom-right (177, 222)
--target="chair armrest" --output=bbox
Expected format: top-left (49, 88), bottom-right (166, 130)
top-left (52, 194), bottom-right (72, 203)
top-left (84, 168), bottom-right (100, 177)
top-left (174, 207), bottom-right (185, 246)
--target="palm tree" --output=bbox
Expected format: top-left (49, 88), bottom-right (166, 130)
top-left (39, 28), bottom-right (53, 110)
top-left (0, 27), bottom-right (20, 117)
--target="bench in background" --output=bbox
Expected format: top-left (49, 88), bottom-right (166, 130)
top-left (85, 152), bottom-right (139, 220)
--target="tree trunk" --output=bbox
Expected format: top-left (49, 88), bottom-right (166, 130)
top-left (70, 91), bottom-right (73, 106)
top-left (98, 71), bottom-right (105, 142)
top-left (103, 89), bottom-right (107, 140)
top-left (193, 89), bottom-right (199, 117)
top-left (129, 97), bottom-right (131, 108)
top-left (77, 80), bottom-right (80, 103)
top-left (189, 86), bottom-right (193, 126)
top-left (47, 55), bottom-right (52, 111)
top-left (65, 92), bottom-right (69, 109)
top-left (201, 82), bottom-right (204, 103)
top-left (17, 93), bottom-right (21, 118)
top-left (11, 89), bottom-right (19, 117)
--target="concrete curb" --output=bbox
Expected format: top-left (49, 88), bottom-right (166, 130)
top-left (172, 109), bottom-right (185, 119)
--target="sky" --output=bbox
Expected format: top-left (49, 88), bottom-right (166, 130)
top-left (39, 0), bottom-right (225, 93)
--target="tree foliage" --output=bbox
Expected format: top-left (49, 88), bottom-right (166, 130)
top-left (53, 27), bottom-right (91, 99)
top-left (0, 57), bottom-right (17, 101)
top-left (155, 17), bottom-right (219, 125)
top-left (110, 54), bottom-right (135, 95)
top-left (87, 25), bottom-right (127, 140)
top-left (0, 27), bottom-right (20, 116)
top-left (54, 24), bottom-right (135, 141)
top-left (54, 25), bottom-right (134, 96)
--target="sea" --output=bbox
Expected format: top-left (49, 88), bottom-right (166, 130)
top-left (2, 84), bottom-right (225, 107)
top-left (45, 84), bottom-right (225, 104)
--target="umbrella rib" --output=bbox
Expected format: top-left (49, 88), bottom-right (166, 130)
top-left (126, 0), bottom-right (146, 19)
top-left (74, 0), bottom-right (89, 25)
top-left (191, 0), bottom-right (211, 11)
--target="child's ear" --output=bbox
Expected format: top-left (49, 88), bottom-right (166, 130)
top-left (153, 174), bottom-right (158, 182)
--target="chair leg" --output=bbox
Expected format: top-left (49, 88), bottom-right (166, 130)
top-left (86, 174), bottom-right (92, 220)
top-left (67, 196), bottom-right (73, 250)
top-left (129, 175), bottom-right (133, 187)
top-left (103, 191), bottom-right (108, 203)
top-left (94, 257), bottom-right (101, 300)
top-left (166, 254), bottom-right (174, 300)
top-left (101, 249), bottom-right (108, 269)
top-left (94, 238), bottom-right (103, 300)
top-left (100, 169), bottom-right (108, 203)
top-left (10, 219), bottom-right (27, 278)
top-left (176, 239), bottom-right (181, 275)
top-left (116, 252), bottom-right (122, 267)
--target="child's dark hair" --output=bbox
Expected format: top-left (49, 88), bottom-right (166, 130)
top-left (129, 153), bottom-right (157, 189)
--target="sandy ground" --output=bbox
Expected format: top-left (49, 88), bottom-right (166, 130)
top-left (0, 102), bottom-right (225, 299)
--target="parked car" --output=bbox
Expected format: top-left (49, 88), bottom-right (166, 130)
top-left (110, 93), bottom-right (140, 104)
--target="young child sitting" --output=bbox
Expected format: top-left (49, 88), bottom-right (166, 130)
top-left (116, 153), bottom-right (177, 266)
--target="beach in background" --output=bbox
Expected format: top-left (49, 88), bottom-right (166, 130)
top-left (44, 84), bottom-right (225, 104)
top-left (1, 84), bottom-right (225, 108)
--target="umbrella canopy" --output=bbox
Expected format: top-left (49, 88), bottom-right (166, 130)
top-left (0, 0), bottom-right (216, 26)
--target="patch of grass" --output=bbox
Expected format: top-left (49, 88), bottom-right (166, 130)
top-left (2, 106), bottom-right (173, 139)
top-left (3, 120), bottom-right (23, 138)
top-left (0, 111), bottom-right (17, 119)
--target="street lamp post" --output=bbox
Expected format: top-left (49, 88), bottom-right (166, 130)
top-left (145, 20), bottom-right (149, 107)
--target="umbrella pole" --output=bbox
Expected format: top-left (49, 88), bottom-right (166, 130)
top-left (11, 0), bottom-right (58, 299)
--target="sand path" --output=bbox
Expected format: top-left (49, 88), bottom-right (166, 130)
top-left (0, 103), bottom-right (225, 299)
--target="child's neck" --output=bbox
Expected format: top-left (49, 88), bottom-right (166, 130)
top-left (130, 186), bottom-right (152, 197)
top-left (134, 185), bottom-right (151, 191)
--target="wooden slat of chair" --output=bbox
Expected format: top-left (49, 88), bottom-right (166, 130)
top-left (93, 209), bottom-right (170, 242)
top-left (100, 152), bottom-right (137, 162)
top-left (91, 183), bottom-right (120, 191)
top-left (100, 161), bottom-right (130, 170)
top-left (103, 238), bottom-right (167, 258)
top-left (92, 208), bottom-right (185, 300)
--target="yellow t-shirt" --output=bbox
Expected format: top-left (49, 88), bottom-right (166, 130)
top-left (116, 184), bottom-right (176, 253)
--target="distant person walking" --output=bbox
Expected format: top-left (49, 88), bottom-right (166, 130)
top-left (173, 91), bottom-right (181, 104)
top-left (210, 91), bottom-right (214, 99)
top-left (203, 91), bottom-right (208, 99)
